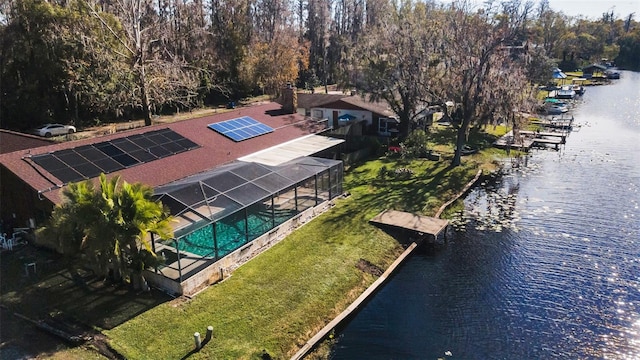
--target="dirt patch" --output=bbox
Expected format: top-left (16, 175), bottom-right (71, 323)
top-left (355, 259), bottom-right (384, 277)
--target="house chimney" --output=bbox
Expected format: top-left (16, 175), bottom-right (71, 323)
top-left (282, 83), bottom-right (297, 114)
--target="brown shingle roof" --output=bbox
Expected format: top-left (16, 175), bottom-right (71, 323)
top-left (0, 129), bottom-right (54, 154)
top-left (0, 102), bottom-right (323, 204)
top-left (295, 93), bottom-right (395, 118)
top-left (296, 93), bottom-right (348, 109)
top-left (339, 97), bottom-right (395, 117)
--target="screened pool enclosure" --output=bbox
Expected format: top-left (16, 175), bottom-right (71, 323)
top-left (150, 157), bottom-right (343, 290)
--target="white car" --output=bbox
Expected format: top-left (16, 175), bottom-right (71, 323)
top-left (33, 123), bottom-right (77, 137)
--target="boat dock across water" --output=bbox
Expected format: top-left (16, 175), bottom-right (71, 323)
top-left (495, 114), bottom-right (575, 151)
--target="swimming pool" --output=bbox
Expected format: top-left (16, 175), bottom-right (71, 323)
top-left (165, 208), bottom-right (297, 258)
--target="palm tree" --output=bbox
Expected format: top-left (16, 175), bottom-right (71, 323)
top-left (40, 174), bottom-right (173, 290)
top-left (113, 178), bottom-right (173, 290)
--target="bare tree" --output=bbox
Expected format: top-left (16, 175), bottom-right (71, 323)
top-left (306, 0), bottom-right (331, 91)
top-left (432, 0), bottom-right (536, 166)
top-left (358, 1), bottom-right (441, 137)
top-left (88, 0), bottom-right (201, 125)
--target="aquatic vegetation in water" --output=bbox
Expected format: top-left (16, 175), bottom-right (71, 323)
top-left (449, 166), bottom-right (527, 233)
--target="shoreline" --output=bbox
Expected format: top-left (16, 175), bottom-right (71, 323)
top-left (292, 168), bottom-right (487, 359)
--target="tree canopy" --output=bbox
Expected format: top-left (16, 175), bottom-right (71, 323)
top-left (1, 0), bottom-right (636, 137)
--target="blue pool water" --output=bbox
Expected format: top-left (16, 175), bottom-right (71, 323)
top-left (168, 209), bottom-right (297, 258)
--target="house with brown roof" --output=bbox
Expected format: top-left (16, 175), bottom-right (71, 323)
top-left (293, 92), bottom-right (437, 137)
top-left (295, 92), bottom-right (400, 136)
top-left (0, 101), bottom-right (346, 294)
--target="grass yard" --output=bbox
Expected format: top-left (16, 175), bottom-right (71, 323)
top-left (105, 195), bottom-right (405, 359)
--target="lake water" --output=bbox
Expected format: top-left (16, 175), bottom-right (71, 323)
top-left (331, 72), bottom-right (640, 359)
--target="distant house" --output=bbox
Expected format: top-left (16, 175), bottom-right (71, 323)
top-left (292, 92), bottom-right (437, 137)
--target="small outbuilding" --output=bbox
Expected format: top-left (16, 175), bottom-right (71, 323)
top-left (581, 64), bottom-right (607, 78)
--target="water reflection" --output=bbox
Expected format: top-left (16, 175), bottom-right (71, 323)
top-left (332, 71), bottom-right (640, 359)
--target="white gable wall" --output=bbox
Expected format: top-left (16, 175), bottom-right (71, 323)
top-left (310, 107), bottom-right (373, 126)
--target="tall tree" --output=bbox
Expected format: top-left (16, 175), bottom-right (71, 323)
top-left (88, 0), bottom-right (201, 125)
top-left (432, 0), bottom-right (536, 166)
top-left (531, 6), bottom-right (567, 58)
top-left (306, 0), bottom-right (331, 91)
top-left (358, 0), bottom-right (440, 137)
top-left (209, 0), bottom-right (254, 97)
top-left (0, 0), bottom-right (71, 128)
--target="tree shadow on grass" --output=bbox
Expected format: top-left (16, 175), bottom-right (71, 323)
top-left (1, 244), bottom-right (173, 357)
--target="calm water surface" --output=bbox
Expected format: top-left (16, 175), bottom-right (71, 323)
top-left (331, 72), bottom-right (640, 359)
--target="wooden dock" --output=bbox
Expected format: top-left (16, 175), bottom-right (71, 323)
top-left (532, 137), bottom-right (563, 149)
top-left (493, 130), bottom-right (535, 151)
top-left (517, 130), bottom-right (567, 149)
top-left (370, 210), bottom-right (449, 240)
top-left (519, 130), bottom-right (568, 142)
top-left (530, 115), bottom-right (574, 130)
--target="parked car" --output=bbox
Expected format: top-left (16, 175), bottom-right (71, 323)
top-left (32, 123), bottom-right (76, 137)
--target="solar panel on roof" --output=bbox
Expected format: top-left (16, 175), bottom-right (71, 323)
top-left (161, 129), bottom-right (185, 141)
top-left (93, 157), bottom-right (122, 173)
top-left (148, 145), bottom-right (172, 157)
top-left (75, 145), bottom-right (108, 162)
top-left (32, 154), bottom-right (67, 171)
top-left (128, 136), bottom-right (156, 149)
top-left (95, 142), bottom-right (124, 157)
top-left (73, 162), bottom-right (103, 178)
top-left (129, 149), bottom-right (157, 162)
top-left (112, 153), bottom-right (139, 167)
top-left (55, 150), bottom-right (86, 165)
top-left (31, 128), bottom-right (199, 185)
top-left (111, 138), bottom-right (142, 153)
top-left (147, 133), bottom-right (170, 145)
top-left (176, 138), bottom-right (198, 149)
top-left (48, 167), bottom-right (84, 184)
top-left (163, 141), bottom-right (185, 154)
top-left (207, 116), bottom-right (274, 142)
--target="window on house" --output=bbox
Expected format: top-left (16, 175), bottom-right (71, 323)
top-left (378, 118), bottom-right (399, 135)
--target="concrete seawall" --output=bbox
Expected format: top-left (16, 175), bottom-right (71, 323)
top-left (291, 168), bottom-right (485, 359)
top-left (290, 241), bottom-right (420, 360)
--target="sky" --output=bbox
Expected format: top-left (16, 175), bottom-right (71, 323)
top-left (547, 0), bottom-right (639, 19)
top-left (462, 0), bottom-right (640, 20)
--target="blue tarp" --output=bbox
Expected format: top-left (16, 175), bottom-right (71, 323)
top-left (552, 68), bottom-right (567, 79)
top-left (338, 113), bottom-right (357, 121)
